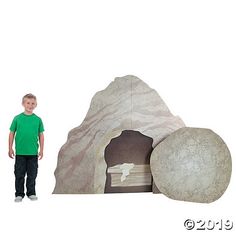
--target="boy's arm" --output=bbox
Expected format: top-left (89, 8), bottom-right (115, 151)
top-left (8, 132), bottom-right (15, 159)
top-left (38, 132), bottom-right (44, 160)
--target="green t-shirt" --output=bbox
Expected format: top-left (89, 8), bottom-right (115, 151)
top-left (10, 113), bottom-right (44, 155)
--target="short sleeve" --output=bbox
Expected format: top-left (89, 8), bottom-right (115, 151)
top-left (39, 118), bottom-right (44, 133)
top-left (10, 117), bottom-right (17, 132)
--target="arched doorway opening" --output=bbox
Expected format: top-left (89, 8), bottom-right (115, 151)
top-left (104, 130), bottom-right (154, 193)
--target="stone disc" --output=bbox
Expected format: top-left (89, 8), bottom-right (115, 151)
top-left (150, 127), bottom-right (232, 203)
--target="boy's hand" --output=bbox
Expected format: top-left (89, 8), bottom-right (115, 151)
top-left (8, 149), bottom-right (15, 159)
top-left (38, 151), bottom-right (43, 160)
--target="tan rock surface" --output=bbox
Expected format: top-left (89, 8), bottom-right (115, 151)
top-left (53, 75), bottom-right (185, 193)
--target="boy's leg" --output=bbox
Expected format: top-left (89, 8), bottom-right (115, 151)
top-left (14, 155), bottom-right (27, 198)
top-left (26, 155), bottom-right (38, 197)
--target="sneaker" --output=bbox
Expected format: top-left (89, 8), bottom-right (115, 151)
top-left (15, 196), bottom-right (23, 202)
top-left (28, 195), bottom-right (38, 201)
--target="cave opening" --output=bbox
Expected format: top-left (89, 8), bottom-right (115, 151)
top-left (104, 130), bottom-right (154, 193)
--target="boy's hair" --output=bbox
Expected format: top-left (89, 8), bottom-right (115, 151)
top-left (22, 93), bottom-right (37, 103)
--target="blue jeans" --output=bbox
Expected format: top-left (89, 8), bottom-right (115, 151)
top-left (14, 155), bottom-right (38, 197)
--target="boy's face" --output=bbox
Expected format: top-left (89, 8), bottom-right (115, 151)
top-left (22, 98), bottom-right (37, 114)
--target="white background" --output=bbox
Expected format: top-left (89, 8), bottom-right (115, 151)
top-left (0, 0), bottom-right (235, 235)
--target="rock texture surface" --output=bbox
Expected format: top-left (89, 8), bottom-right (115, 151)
top-left (53, 75), bottom-right (185, 194)
top-left (150, 127), bottom-right (232, 203)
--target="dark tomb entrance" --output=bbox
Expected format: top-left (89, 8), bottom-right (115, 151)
top-left (104, 130), bottom-right (154, 193)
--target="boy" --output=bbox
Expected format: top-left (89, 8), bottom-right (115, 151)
top-left (8, 93), bottom-right (44, 202)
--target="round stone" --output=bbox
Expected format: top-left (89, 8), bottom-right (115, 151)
top-left (150, 127), bottom-right (232, 203)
